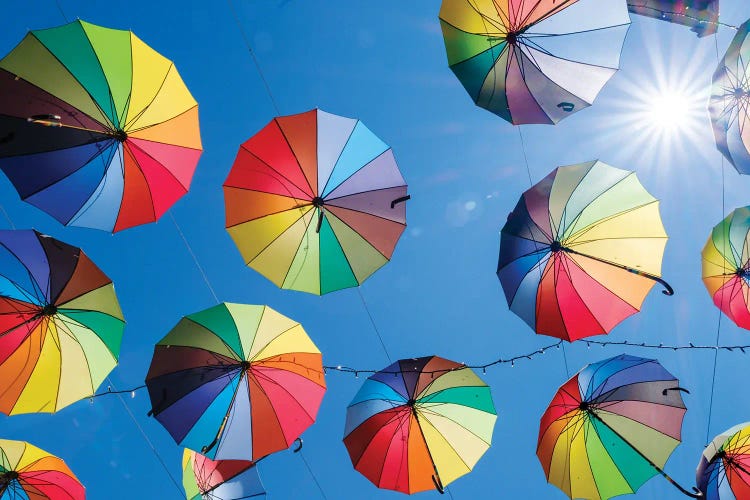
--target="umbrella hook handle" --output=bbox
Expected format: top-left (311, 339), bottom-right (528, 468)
top-left (431, 475), bottom-right (444, 494)
top-left (292, 438), bottom-right (303, 453)
top-left (315, 209), bottom-right (324, 233)
top-left (662, 386), bottom-right (690, 395)
top-left (562, 246), bottom-right (674, 296)
top-left (390, 195), bottom-right (411, 209)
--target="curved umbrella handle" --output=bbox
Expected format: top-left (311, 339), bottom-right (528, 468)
top-left (390, 195), bottom-right (411, 209)
top-left (432, 475), bottom-right (444, 494)
top-left (662, 386), bottom-right (690, 396)
top-left (293, 438), bottom-right (303, 453)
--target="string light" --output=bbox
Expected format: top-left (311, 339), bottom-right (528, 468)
top-left (86, 339), bottom-right (750, 399)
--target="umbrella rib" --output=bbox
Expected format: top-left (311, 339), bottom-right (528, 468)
top-left (418, 403), bottom-right (493, 446)
top-left (28, 32), bottom-right (115, 130)
top-left (514, 47), bottom-right (553, 123)
top-left (588, 411), bottom-right (701, 497)
top-left (561, 246), bottom-right (673, 295)
top-left (325, 200), bottom-right (407, 227)
top-left (233, 145), bottom-right (313, 203)
top-left (318, 121), bottom-right (359, 197)
top-left (275, 207), bottom-right (316, 293)
top-left (557, 252), bottom-right (608, 335)
top-left (122, 63), bottom-right (174, 130)
top-left (319, 149), bottom-right (392, 199)
top-left (519, 0), bottom-right (578, 32)
top-left (463, 0), bottom-right (507, 34)
top-left (77, 23), bottom-right (119, 129)
top-left (125, 104), bottom-right (200, 142)
top-left (411, 410), bottom-right (446, 493)
top-left (251, 367), bottom-right (318, 424)
top-left (273, 117), bottom-right (316, 197)
top-left (241, 207), bottom-right (309, 267)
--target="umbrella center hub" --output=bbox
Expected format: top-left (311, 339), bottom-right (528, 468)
top-left (41, 304), bottom-right (57, 316)
top-left (240, 360), bottom-right (251, 371)
top-left (550, 241), bottom-right (563, 253)
top-left (406, 398), bottom-right (417, 407)
top-left (506, 31), bottom-right (519, 45)
top-left (734, 87), bottom-right (749, 99)
top-left (113, 129), bottom-right (128, 142)
top-left (0, 471), bottom-right (18, 483)
top-left (578, 401), bottom-right (590, 412)
top-left (312, 196), bottom-right (325, 208)
top-left (737, 267), bottom-right (750, 278)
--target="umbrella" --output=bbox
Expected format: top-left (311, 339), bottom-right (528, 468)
top-left (497, 160), bottom-right (671, 341)
top-left (343, 356), bottom-right (496, 494)
top-left (438, 0), bottom-right (630, 124)
top-left (223, 108), bottom-right (408, 295)
top-left (697, 422), bottom-right (750, 499)
top-left (628, 0), bottom-right (719, 37)
top-left (537, 354), bottom-right (698, 499)
top-left (701, 206), bottom-right (750, 330)
top-left (0, 438), bottom-right (84, 499)
top-left (0, 229), bottom-right (124, 414)
top-left (709, 19), bottom-right (750, 175)
top-left (0, 19), bottom-right (202, 232)
top-left (182, 449), bottom-right (265, 500)
top-left (146, 303), bottom-right (326, 462)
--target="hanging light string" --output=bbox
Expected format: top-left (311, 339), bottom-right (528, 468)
top-left (87, 337), bottom-right (750, 397)
top-left (631, 6), bottom-right (738, 31)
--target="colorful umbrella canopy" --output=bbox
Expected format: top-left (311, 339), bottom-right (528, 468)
top-left (343, 356), bottom-right (496, 494)
top-left (497, 160), bottom-right (670, 341)
top-left (0, 229), bottom-right (124, 414)
top-left (223, 108), bottom-right (408, 295)
top-left (702, 206), bottom-right (750, 330)
top-left (628, 0), bottom-right (719, 37)
top-left (0, 19), bottom-right (202, 232)
top-left (438, 0), bottom-right (630, 124)
top-left (0, 438), bottom-right (84, 499)
top-left (697, 422), bottom-right (750, 499)
top-left (182, 449), bottom-right (265, 500)
top-left (146, 303), bottom-right (326, 462)
top-left (709, 19), bottom-right (750, 175)
top-left (537, 354), bottom-right (693, 500)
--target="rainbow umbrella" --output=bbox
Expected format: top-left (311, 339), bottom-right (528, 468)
top-left (0, 438), bottom-right (84, 499)
top-left (537, 354), bottom-right (696, 500)
top-left (497, 160), bottom-right (671, 341)
top-left (182, 449), bottom-right (265, 500)
top-left (628, 0), bottom-right (719, 37)
top-left (702, 206), bottom-right (750, 330)
top-left (146, 303), bottom-right (326, 462)
top-left (697, 422), bottom-right (750, 499)
top-left (709, 19), bottom-right (750, 175)
top-left (343, 356), bottom-right (496, 494)
top-left (0, 20), bottom-right (202, 232)
top-left (438, 0), bottom-right (630, 124)
top-left (223, 108), bottom-right (408, 295)
top-left (0, 229), bottom-right (124, 415)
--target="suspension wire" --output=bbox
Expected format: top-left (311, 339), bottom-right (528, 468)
top-left (0, 206), bottom-right (15, 229)
top-left (298, 450), bottom-right (329, 500)
top-left (516, 126), bottom-right (571, 378)
top-left (356, 288), bottom-right (392, 363)
top-left (169, 213), bottom-right (221, 304)
top-left (226, 0), bottom-right (281, 115)
top-left (37, 2), bottom-right (185, 497)
top-left (222, 5), bottom-right (336, 498)
top-left (705, 30), bottom-right (726, 445)
top-left (106, 378), bottom-right (184, 497)
top-left (53, 0), bottom-right (69, 22)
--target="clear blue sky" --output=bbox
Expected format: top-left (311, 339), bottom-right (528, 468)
top-left (2, 1), bottom-right (750, 499)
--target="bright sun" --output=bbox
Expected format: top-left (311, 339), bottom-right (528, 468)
top-left (646, 92), bottom-right (691, 132)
